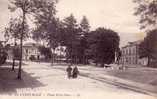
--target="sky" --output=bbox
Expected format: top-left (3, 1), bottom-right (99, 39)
top-left (0, 0), bottom-right (146, 46)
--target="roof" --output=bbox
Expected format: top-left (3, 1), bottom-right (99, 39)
top-left (23, 42), bottom-right (40, 47)
top-left (122, 40), bottom-right (142, 49)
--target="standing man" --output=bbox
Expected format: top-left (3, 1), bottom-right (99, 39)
top-left (37, 55), bottom-right (40, 63)
top-left (66, 65), bottom-right (72, 79)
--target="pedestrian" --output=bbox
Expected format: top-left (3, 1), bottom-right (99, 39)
top-left (37, 55), bottom-right (40, 63)
top-left (72, 66), bottom-right (79, 78)
top-left (66, 65), bottom-right (72, 79)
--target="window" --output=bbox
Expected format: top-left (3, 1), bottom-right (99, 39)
top-left (129, 48), bottom-right (131, 55)
top-left (127, 49), bottom-right (129, 55)
top-left (133, 47), bottom-right (136, 55)
top-left (122, 50), bottom-right (124, 55)
top-left (26, 49), bottom-right (28, 53)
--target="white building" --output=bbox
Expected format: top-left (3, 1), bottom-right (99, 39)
top-left (54, 46), bottom-right (66, 57)
top-left (7, 42), bottom-right (41, 61)
top-left (22, 43), bottom-right (40, 60)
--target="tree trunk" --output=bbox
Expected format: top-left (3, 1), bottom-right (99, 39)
top-left (95, 58), bottom-right (98, 66)
top-left (51, 54), bottom-right (54, 66)
top-left (95, 53), bottom-right (98, 66)
top-left (59, 48), bottom-right (62, 64)
top-left (51, 48), bottom-right (55, 66)
top-left (100, 62), bottom-right (104, 67)
top-left (147, 56), bottom-right (151, 67)
top-left (12, 39), bottom-right (16, 71)
top-left (100, 58), bottom-right (104, 67)
top-left (70, 48), bottom-right (73, 65)
top-left (83, 55), bottom-right (85, 64)
top-left (17, 8), bottom-right (25, 79)
top-left (12, 59), bottom-right (15, 71)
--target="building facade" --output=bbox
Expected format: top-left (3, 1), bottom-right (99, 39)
top-left (119, 41), bottom-right (148, 66)
top-left (22, 43), bottom-right (40, 60)
top-left (54, 46), bottom-right (66, 57)
top-left (7, 42), bottom-right (41, 61)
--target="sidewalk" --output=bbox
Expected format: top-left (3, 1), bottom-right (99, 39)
top-left (53, 65), bottom-right (157, 97)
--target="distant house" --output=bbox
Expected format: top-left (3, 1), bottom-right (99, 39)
top-left (7, 42), bottom-right (41, 61)
top-left (54, 46), bottom-right (66, 57)
top-left (22, 43), bottom-right (40, 60)
top-left (119, 40), bottom-right (148, 66)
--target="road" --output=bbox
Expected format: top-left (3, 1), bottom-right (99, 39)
top-left (0, 62), bottom-right (156, 99)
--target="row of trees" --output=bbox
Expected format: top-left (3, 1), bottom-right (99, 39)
top-left (34, 13), bottom-right (120, 66)
top-left (33, 13), bottom-right (120, 66)
top-left (4, 0), bottom-right (120, 78)
top-left (134, 0), bottom-right (157, 67)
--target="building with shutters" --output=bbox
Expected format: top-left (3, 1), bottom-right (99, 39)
top-left (119, 40), bottom-right (148, 66)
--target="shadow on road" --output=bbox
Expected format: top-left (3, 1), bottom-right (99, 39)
top-left (0, 67), bottom-right (45, 95)
top-left (1, 61), bottom-right (28, 67)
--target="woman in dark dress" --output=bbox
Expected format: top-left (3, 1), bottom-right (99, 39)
top-left (72, 66), bottom-right (79, 78)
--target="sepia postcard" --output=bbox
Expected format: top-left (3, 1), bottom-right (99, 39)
top-left (0, 0), bottom-right (157, 99)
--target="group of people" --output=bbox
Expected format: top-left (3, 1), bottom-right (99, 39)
top-left (66, 65), bottom-right (79, 79)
